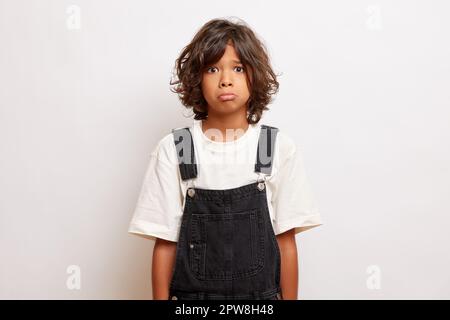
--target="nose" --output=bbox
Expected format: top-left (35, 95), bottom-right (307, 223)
top-left (220, 81), bottom-right (232, 87)
top-left (220, 71), bottom-right (233, 88)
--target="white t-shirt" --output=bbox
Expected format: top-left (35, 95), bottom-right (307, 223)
top-left (128, 119), bottom-right (323, 242)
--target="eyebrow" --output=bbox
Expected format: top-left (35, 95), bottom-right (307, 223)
top-left (209, 60), bottom-right (243, 66)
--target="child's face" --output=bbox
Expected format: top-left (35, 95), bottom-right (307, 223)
top-left (201, 42), bottom-right (251, 118)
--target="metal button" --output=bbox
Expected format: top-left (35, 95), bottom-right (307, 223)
top-left (257, 182), bottom-right (265, 191)
top-left (171, 295), bottom-right (178, 300)
top-left (276, 293), bottom-right (282, 300)
top-left (188, 188), bottom-right (195, 198)
top-left (189, 243), bottom-right (194, 249)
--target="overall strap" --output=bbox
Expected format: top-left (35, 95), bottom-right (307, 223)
top-left (171, 127), bottom-right (198, 180)
top-left (254, 124), bottom-right (279, 175)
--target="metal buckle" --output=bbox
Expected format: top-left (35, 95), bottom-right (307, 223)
top-left (187, 179), bottom-right (195, 198)
top-left (257, 173), bottom-right (267, 191)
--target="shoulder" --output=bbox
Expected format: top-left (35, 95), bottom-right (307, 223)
top-left (260, 125), bottom-right (298, 176)
top-left (259, 124), bottom-right (297, 160)
top-left (152, 123), bottom-right (199, 165)
top-left (150, 130), bottom-right (178, 166)
top-left (275, 129), bottom-right (297, 159)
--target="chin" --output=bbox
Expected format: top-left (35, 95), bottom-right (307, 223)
top-left (215, 104), bottom-right (243, 113)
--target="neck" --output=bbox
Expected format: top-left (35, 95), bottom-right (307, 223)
top-left (201, 109), bottom-right (249, 142)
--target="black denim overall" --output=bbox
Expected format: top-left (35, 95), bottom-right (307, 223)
top-left (168, 125), bottom-right (283, 300)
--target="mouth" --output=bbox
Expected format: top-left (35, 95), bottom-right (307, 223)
top-left (218, 93), bottom-right (237, 102)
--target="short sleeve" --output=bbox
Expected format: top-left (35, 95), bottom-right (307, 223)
top-left (270, 146), bottom-right (323, 236)
top-left (128, 138), bottom-right (183, 242)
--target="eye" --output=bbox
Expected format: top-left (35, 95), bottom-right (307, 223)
top-left (205, 66), bottom-right (245, 73)
top-left (205, 66), bottom-right (217, 73)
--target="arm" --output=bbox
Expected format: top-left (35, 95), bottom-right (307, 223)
top-left (152, 238), bottom-right (177, 300)
top-left (276, 228), bottom-right (298, 300)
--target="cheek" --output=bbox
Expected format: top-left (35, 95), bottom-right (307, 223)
top-left (238, 77), bottom-right (251, 95)
top-left (201, 78), bottom-right (215, 96)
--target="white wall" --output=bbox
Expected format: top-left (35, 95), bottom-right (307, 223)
top-left (1, 0), bottom-right (449, 299)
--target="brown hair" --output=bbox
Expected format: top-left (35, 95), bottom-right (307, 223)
top-left (170, 17), bottom-right (280, 124)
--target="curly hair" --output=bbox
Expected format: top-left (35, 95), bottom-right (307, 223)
top-left (170, 17), bottom-right (280, 124)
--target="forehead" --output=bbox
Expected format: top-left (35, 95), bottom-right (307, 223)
top-left (216, 44), bottom-right (241, 63)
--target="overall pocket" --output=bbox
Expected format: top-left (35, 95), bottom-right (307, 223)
top-left (188, 208), bottom-right (265, 281)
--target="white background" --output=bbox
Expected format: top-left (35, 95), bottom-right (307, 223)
top-left (1, 0), bottom-right (449, 299)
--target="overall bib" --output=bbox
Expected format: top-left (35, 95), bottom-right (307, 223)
top-left (168, 125), bottom-right (282, 300)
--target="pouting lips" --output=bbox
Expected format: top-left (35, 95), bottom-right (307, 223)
top-left (218, 94), bottom-right (236, 101)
